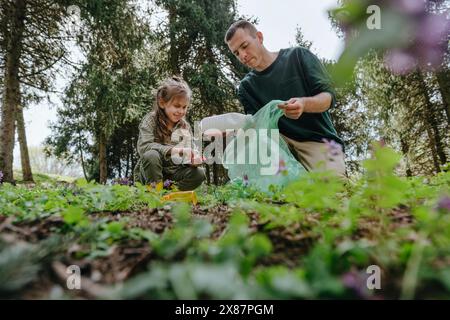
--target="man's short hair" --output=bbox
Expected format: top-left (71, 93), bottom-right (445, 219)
top-left (224, 20), bottom-right (258, 43)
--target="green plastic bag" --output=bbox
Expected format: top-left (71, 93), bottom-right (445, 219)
top-left (223, 100), bottom-right (306, 192)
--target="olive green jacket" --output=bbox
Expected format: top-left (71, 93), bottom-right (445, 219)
top-left (135, 112), bottom-right (193, 173)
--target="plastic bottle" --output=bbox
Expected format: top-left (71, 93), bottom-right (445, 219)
top-left (200, 113), bottom-right (252, 133)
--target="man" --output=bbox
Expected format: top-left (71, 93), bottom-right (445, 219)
top-left (225, 20), bottom-right (346, 177)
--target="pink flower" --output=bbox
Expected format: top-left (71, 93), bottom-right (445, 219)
top-left (436, 196), bottom-right (450, 212)
top-left (384, 49), bottom-right (417, 75)
top-left (336, 0), bottom-right (449, 74)
top-left (276, 159), bottom-right (288, 175)
top-left (341, 270), bottom-right (372, 299)
top-left (322, 138), bottom-right (343, 157)
top-left (392, 0), bottom-right (426, 15)
top-left (416, 14), bottom-right (449, 47)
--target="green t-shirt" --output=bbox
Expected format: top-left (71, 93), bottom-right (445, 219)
top-left (238, 47), bottom-right (343, 147)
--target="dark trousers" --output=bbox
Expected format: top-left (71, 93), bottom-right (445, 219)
top-left (134, 150), bottom-right (206, 191)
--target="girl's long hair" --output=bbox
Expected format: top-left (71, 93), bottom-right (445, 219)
top-left (153, 76), bottom-right (192, 143)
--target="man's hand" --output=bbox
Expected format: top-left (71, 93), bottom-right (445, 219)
top-left (278, 98), bottom-right (307, 120)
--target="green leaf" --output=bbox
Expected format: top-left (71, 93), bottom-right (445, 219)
top-left (62, 206), bottom-right (88, 226)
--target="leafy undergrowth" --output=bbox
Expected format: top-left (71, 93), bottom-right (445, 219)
top-left (1, 146), bottom-right (449, 299)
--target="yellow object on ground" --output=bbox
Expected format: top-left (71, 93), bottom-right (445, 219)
top-left (161, 191), bottom-right (198, 205)
top-left (146, 181), bottom-right (164, 192)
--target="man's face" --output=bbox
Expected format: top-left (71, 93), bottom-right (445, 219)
top-left (227, 28), bottom-right (263, 69)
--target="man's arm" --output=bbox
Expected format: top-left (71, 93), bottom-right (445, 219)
top-left (278, 48), bottom-right (335, 120)
top-left (278, 92), bottom-right (332, 119)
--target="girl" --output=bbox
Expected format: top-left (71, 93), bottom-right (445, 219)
top-left (134, 76), bottom-right (206, 190)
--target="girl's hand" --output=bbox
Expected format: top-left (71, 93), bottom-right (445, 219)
top-left (172, 147), bottom-right (192, 157)
top-left (190, 151), bottom-right (204, 166)
top-left (171, 147), bottom-right (192, 164)
top-left (172, 147), bottom-right (203, 166)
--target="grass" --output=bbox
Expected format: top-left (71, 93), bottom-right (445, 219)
top-left (1, 146), bottom-right (449, 299)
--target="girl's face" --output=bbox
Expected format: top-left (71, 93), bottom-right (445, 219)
top-left (159, 94), bottom-right (189, 126)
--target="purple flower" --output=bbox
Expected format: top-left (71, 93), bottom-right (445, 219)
top-left (411, 13), bottom-right (450, 69)
top-left (416, 14), bottom-right (449, 47)
top-left (436, 196), bottom-right (450, 212)
top-left (163, 179), bottom-right (173, 188)
top-left (276, 159), bottom-right (288, 175)
top-left (416, 45), bottom-right (445, 70)
top-left (335, 0), bottom-right (450, 75)
top-left (377, 139), bottom-right (387, 148)
top-left (392, 0), bottom-right (426, 15)
top-left (384, 49), bottom-right (417, 75)
top-left (322, 138), bottom-right (343, 157)
top-left (341, 270), bottom-right (371, 299)
top-left (112, 177), bottom-right (133, 186)
top-left (383, 13), bottom-right (449, 74)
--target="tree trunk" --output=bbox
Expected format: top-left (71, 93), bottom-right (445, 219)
top-left (16, 105), bottom-right (33, 182)
top-left (424, 120), bottom-right (441, 173)
top-left (0, 0), bottom-right (26, 183)
top-left (130, 136), bottom-right (137, 180)
top-left (98, 132), bottom-right (107, 184)
top-left (400, 136), bottom-right (412, 177)
top-left (416, 72), bottom-right (447, 166)
top-left (168, 5), bottom-right (180, 75)
top-left (77, 133), bottom-right (88, 181)
top-left (125, 150), bottom-right (130, 178)
top-left (436, 68), bottom-right (450, 124)
top-left (131, 149), bottom-right (136, 179)
top-left (212, 163), bottom-right (218, 185)
top-left (117, 154), bottom-right (122, 178)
